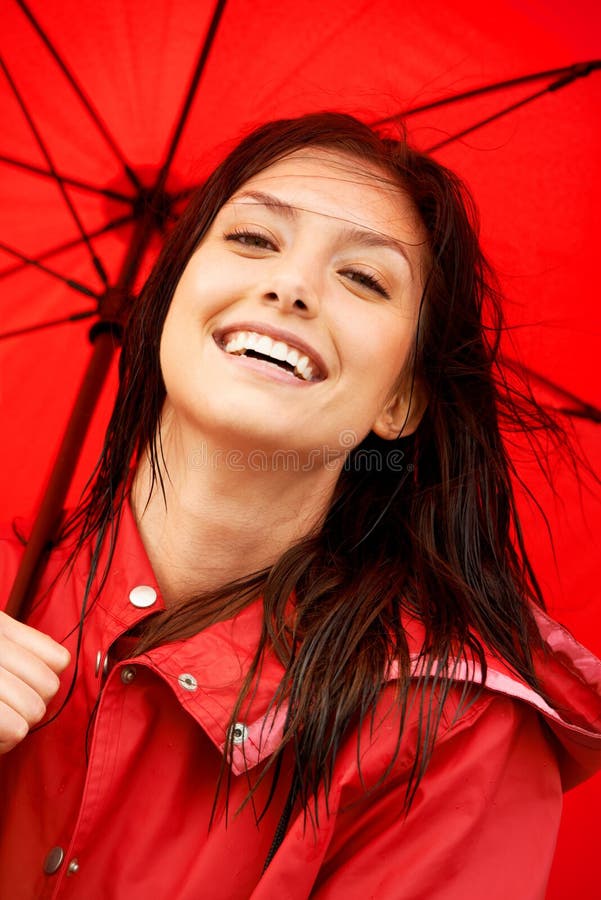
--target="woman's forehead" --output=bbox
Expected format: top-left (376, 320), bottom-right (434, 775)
top-left (228, 148), bottom-right (427, 247)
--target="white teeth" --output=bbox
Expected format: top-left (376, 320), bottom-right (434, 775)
top-left (271, 341), bottom-right (289, 361)
top-left (256, 335), bottom-right (273, 356)
top-left (295, 355), bottom-right (312, 380)
top-left (225, 333), bottom-right (245, 353)
top-left (220, 329), bottom-right (321, 381)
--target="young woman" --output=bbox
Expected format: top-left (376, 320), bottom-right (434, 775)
top-left (1, 112), bottom-right (600, 899)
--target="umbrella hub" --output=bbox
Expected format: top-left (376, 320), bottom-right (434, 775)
top-left (132, 183), bottom-right (174, 232)
top-left (103, 164), bottom-right (185, 235)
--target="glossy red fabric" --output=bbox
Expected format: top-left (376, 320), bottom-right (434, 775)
top-left (1, 500), bottom-right (601, 898)
top-left (1, 2), bottom-right (600, 895)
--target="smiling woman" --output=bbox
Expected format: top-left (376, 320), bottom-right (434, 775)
top-left (1, 112), bottom-right (601, 899)
top-left (159, 149), bottom-right (426, 490)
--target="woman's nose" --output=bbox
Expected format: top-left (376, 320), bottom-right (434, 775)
top-left (260, 265), bottom-right (321, 316)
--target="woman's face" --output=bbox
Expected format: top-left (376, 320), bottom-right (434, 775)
top-left (160, 148), bottom-right (429, 464)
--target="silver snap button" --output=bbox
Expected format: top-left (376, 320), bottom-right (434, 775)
top-left (94, 651), bottom-right (109, 677)
top-left (128, 585), bottom-right (157, 608)
top-left (121, 665), bottom-right (137, 684)
top-left (178, 673), bottom-right (198, 691)
top-left (228, 723), bottom-right (248, 744)
top-left (67, 858), bottom-right (79, 876)
top-left (43, 846), bottom-right (64, 875)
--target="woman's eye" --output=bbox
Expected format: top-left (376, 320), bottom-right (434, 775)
top-left (341, 268), bottom-right (390, 299)
top-left (225, 228), bottom-right (276, 250)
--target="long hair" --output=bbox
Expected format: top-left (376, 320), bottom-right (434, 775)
top-left (48, 111), bottom-right (583, 822)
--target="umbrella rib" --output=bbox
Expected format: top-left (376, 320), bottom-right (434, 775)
top-left (0, 54), bottom-right (109, 287)
top-left (0, 214), bottom-right (134, 280)
top-left (555, 407), bottom-right (601, 423)
top-left (373, 61), bottom-right (600, 125)
top-left (0, 240), bottom-right (100, 298)
top-left (425, 84), bottom-right (553, 152)
top-left (15, 0), bottom-right (141, 192)
top-left (156, 0), bottom-right (229, 190)
top-left (170, 187), bottom-right (197, 203)
top-left (504, 357), bottom-right (601, 423)
top-left (0, 309), bottom-right (97, 342)
top-left (0, 154), bottom-right (135, 205)
top-left (424, 63), bottom-right (600, 152)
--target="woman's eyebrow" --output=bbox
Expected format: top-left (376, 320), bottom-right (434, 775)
top-left (233, 190), bottom-right (298, 220)
top-left (231, 189), bottom-right (414, 270)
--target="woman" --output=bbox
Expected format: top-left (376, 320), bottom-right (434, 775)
top-left (0, 111), bottom-right (600, 899)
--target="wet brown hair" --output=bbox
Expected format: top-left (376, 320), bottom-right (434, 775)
top-left (50, 111), bottom-right (582, 830)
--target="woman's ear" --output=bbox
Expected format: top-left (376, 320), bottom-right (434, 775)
top-left (371, 379), bottom-right (428, 440)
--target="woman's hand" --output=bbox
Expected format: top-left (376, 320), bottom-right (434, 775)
top-left (0, 610), bottom-right (71, 753)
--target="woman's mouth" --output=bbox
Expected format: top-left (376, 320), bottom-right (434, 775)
top-left (213, 328), bottom-right (327, 383)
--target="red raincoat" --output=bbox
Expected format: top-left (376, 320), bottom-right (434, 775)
top-left (1, 499), bottom-right (601, 900)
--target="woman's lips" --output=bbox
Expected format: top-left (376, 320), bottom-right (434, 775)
top-left (214, 338), bottom-right (319, 386)
top-left (212, 321), bottom-right (328, 380)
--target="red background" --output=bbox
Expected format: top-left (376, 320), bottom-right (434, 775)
top-left (1, 2), bottom-right (600, 894)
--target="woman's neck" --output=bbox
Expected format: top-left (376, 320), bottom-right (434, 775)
top-left (129, 431), bottom-right (341, 606)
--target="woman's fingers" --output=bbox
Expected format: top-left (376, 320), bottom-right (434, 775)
top-left (0, 664), bottom-right (49, 722)
top-left (0, 700), bottom-right (30, 753)
top-left (0, 611), bottom-right (70, 674)
top-left (0, 611), bottom-right (71, 754)
top-left (0, 667), bottom-right (47, 744)
top-left (0, 637), bottom-right (61, 703)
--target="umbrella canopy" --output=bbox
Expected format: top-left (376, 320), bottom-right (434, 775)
top-left (1, 1), bottom-right (600, 895)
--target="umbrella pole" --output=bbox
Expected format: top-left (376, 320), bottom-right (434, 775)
top-left (6, 209), bottom-right (160, 621)
top-left (4, 332), bottom-right (117, 619)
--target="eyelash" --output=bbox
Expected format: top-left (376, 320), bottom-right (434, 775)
top-left (224, 227), bottom-right (391, 299)
top-left (225, 228), bottom-right (275, 250)
top-left (342, 268), bottom-right (389, 298)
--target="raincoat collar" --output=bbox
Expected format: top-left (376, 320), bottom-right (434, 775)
top-left (70, 495), bottom-right (288, 775)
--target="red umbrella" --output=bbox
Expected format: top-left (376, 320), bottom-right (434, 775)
top-left (1, 1), bottom-right (600, 895)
